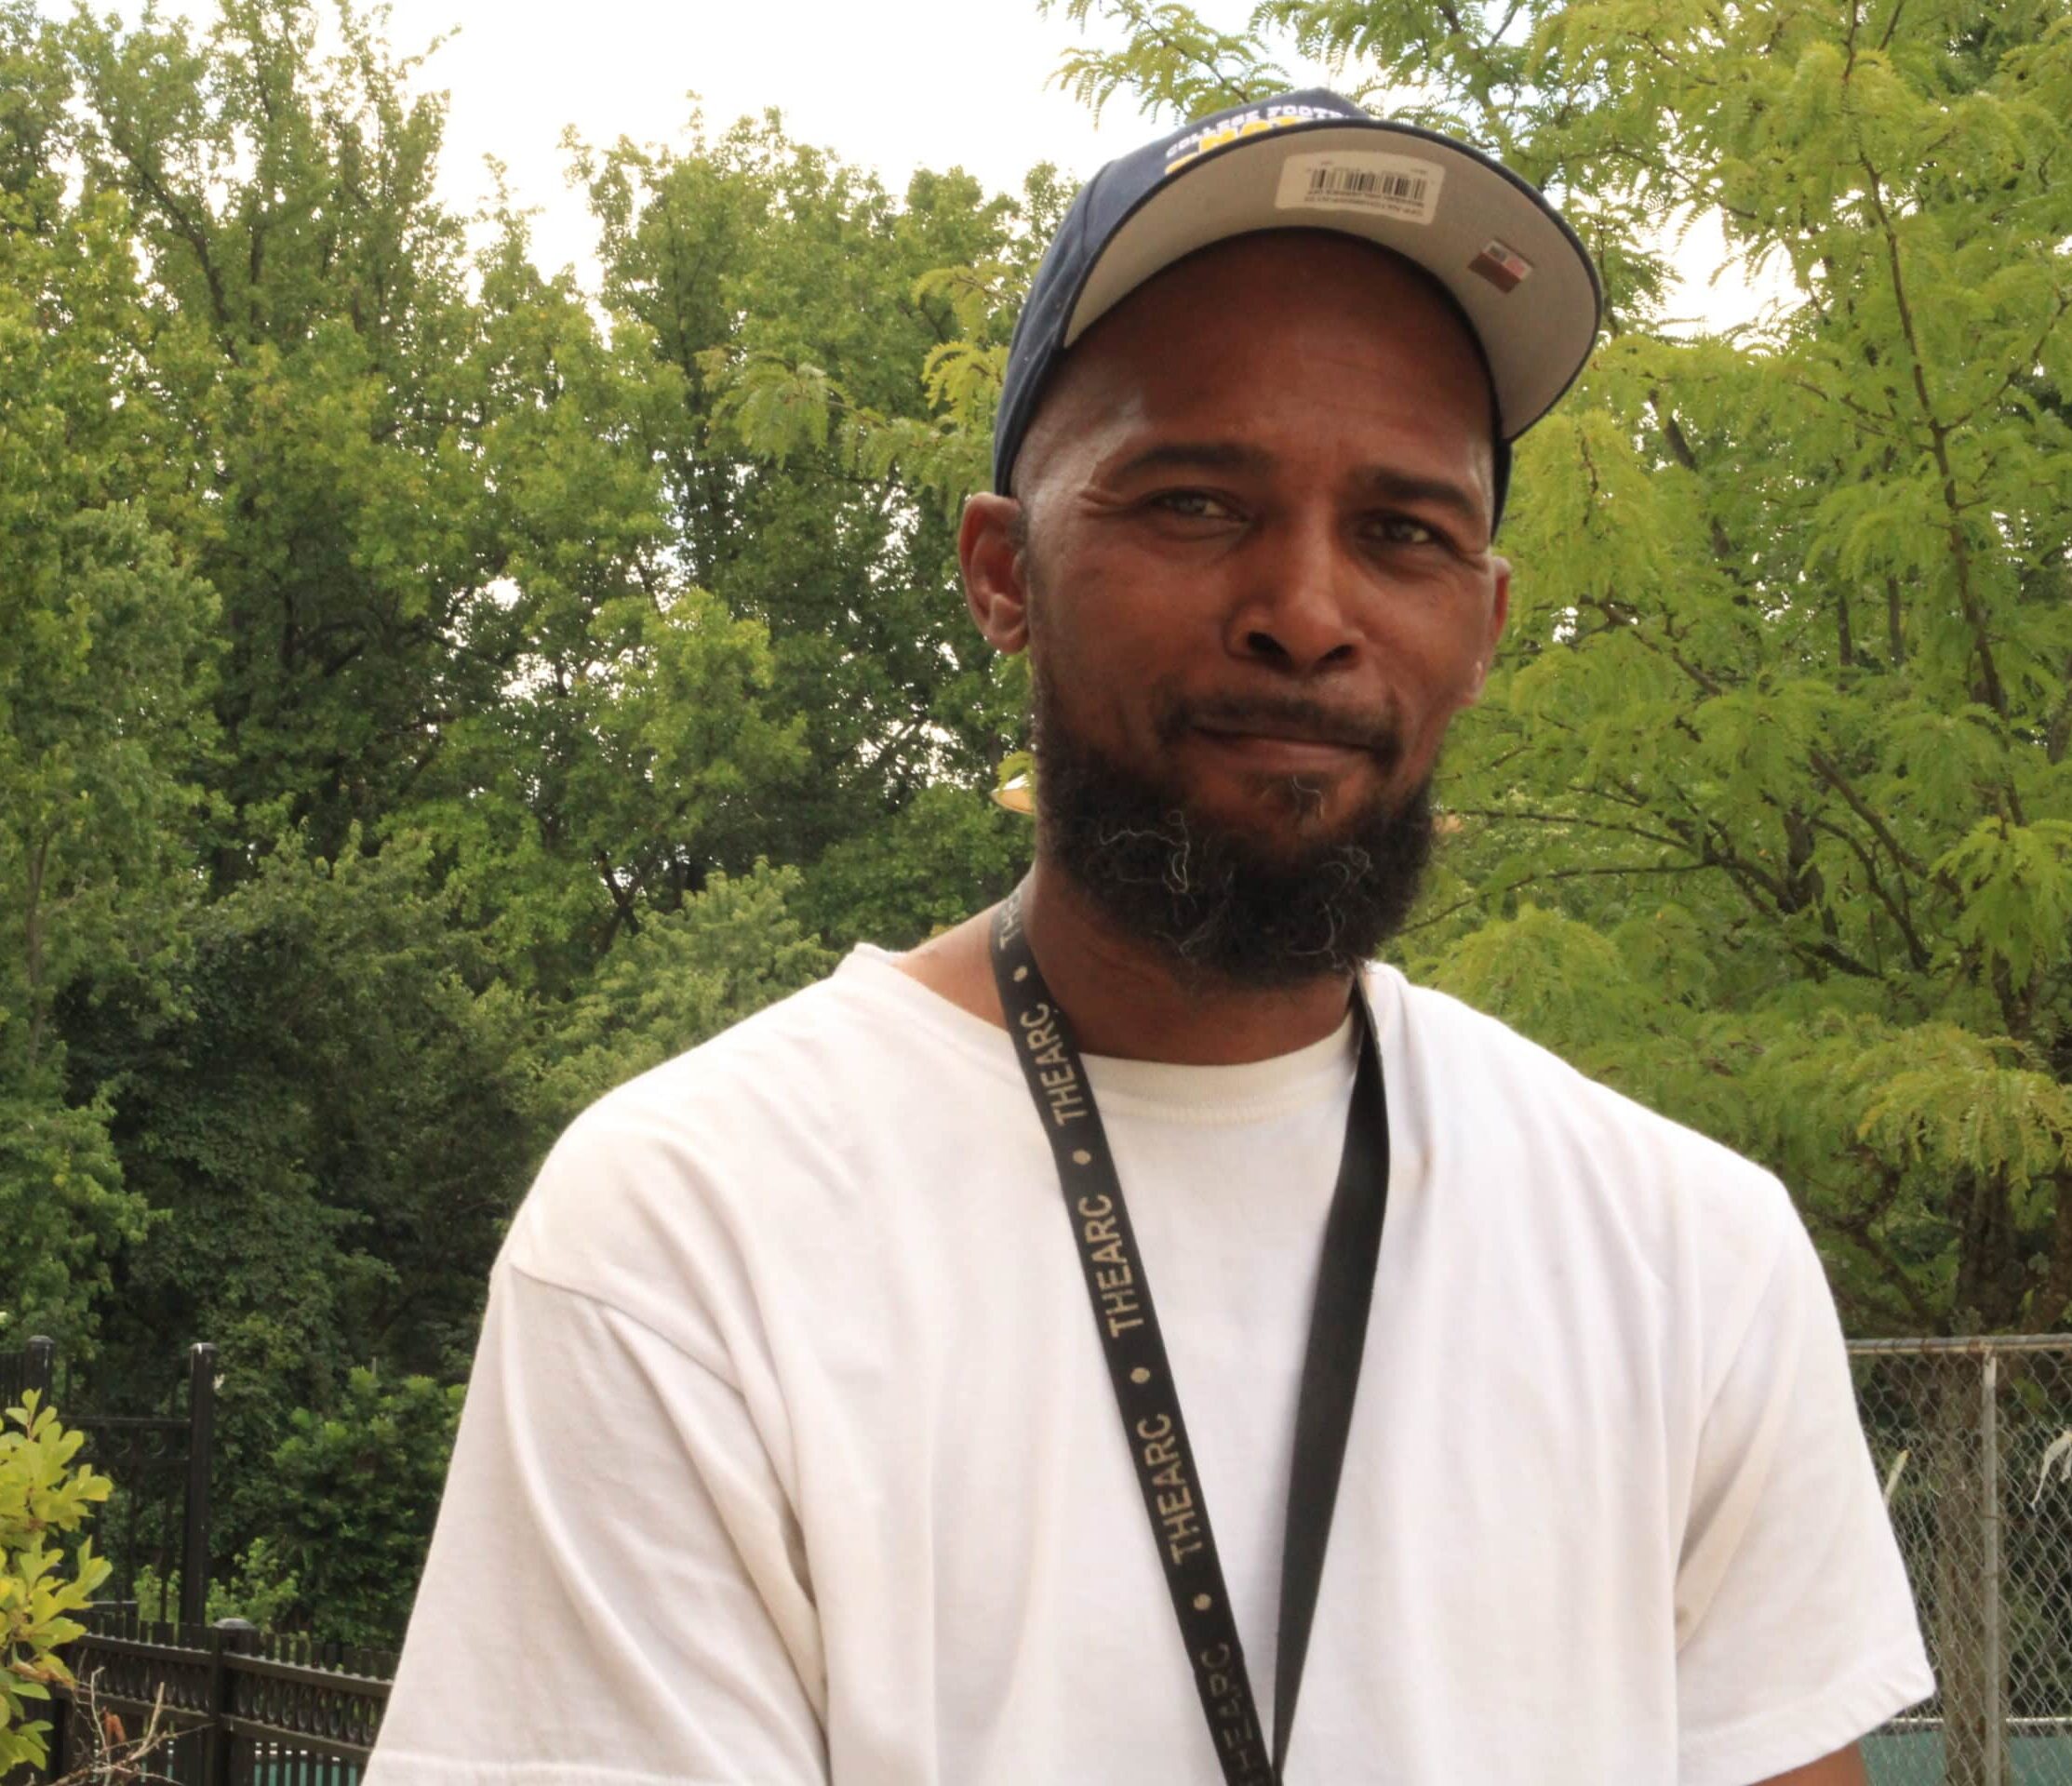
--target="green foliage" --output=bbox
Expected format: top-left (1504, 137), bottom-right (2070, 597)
top-left (523, 862), bottom-right (835, 1131)
top-left (57, 0), bottom-right (488, 861)
top-left (0, 1092), bottom-right (137, 1349)
top-left (0, 7), bottom-right (215, 1341)
top-left (794, 785), bottom-right (1029, 951)
top-left (571, 114), bottom-right (1054, 893)
top-left (409, 579), bottom-right (808, 997)
top-left (68, 826), bottom-right (535, 1562)
top-left (1042, 0), bottom-right (2072, 1335)
top-left (1428, 903), bottom-right (1646, 1060)
top-left (127, 1536), bottom-right (301, 1634)
top-left (262, 1367), bottom-right (463, 1650)
top-left (1, 0), bottom-right (1042, 1651)
top-left (1935, 820), bottom-right (2072, 993)
top-left (0, 1392), bottom-right (113, 1771)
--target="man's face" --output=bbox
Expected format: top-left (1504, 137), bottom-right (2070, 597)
top-left (964, 230), bottom-right (1512, 982)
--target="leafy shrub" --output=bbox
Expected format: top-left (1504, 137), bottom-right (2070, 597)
top-left (0, 1392), bottom-right (113, 1772)
top-left (127, 1535), bottom-right (301, 1634)
top-left (267, 1368), bottom-right (463, 1650)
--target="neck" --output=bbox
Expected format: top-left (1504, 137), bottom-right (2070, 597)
top-left (1014, 854), bottom-right (1357, 1065)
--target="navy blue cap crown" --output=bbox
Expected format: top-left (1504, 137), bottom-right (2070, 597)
top-left (990, 87), bottom-right (1604, 534)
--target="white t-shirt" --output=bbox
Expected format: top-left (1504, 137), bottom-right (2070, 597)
top-left (366, 948), bottom-right (1932, 1786)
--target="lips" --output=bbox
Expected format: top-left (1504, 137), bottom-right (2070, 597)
top-left (1192, 727), bottom-right (1372, 775)
top-left (1194, 719), bottom-right (1373, 752)
top-left (1169, 696), bottom-right (1401, 771)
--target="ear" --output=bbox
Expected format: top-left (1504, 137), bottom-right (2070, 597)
top-left (959, 493), bottom-right (1031, 654)
top-left (1464, 553), bottom-right (1512, 705)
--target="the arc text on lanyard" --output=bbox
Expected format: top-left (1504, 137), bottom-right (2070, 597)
top-left (989, 883), bottom-right (1391, 1784)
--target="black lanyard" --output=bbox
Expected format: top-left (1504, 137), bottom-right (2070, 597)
top-left (989, 885), bottom-right (1391, 1784)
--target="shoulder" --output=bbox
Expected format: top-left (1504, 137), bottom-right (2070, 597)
top-left (1369, 963), bottom-right (1804, 1307)
top-left (1373, 962), bottom-right (1763, 1173)
top-left (500, 955), bottom-right (971, 1360)
top-left (543, 966), bottom-right (876, 1177)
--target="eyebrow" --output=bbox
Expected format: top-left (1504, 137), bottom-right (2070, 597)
top-left (1109, 440), bottom-right (1277, 481)
top-left (1104, 439), bottom-right (1489, 535)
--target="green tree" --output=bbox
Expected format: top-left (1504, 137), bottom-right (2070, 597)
top-left (67, 830), bottom-right (533, 1566)
top-left (522, 862), bottom-right (835, 1134)
top-left (128, 1535), bottom-right (301, 1634)
top-left (376, 200), bottom-right (813, 994)
top-left (19, 2), bottom-right (1049, 1620)
top-left (0, 3), bottom-right (213, 1342)
top-left (60, 0), bottom-right (813, 994)
top-left (574, 116), bottom-right (1047, 946)
top-left (60, 0), bottom-right (525, 872)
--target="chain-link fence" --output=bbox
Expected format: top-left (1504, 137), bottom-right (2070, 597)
top-left (1853, 1337), bottom-right (2072, 1786)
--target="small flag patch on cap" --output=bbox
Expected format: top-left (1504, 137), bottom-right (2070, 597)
top-left (1470, 239), bottom-right (1533, 292)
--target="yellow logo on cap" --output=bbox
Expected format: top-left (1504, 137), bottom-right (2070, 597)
top-left (1163, 104), bottom-right (1338, 175)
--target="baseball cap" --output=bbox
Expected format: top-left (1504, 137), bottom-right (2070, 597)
top-left (992, 89), bottom-right (1602, 533)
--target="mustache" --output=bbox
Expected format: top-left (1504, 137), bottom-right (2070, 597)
top-left (1154, 693), bottom-right (1405, 766)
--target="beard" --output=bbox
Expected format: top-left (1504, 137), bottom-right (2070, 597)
top-left (1030, 660), bottom-right (1437, 991)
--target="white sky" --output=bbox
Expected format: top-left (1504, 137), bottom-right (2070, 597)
top-left (427, 0), bottom-right (1175, 276)
top-left (127, 0), bottom-right (1795, 331)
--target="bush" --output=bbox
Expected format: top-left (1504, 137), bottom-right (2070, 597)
top-left (0, 1392), bottom-right (113, 1773)
top-left (127, 1535), bottom-right (301, 1634)
top-left (267, 1367), bottom-right (463, 1650)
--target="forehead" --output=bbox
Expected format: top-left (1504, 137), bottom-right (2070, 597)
top-left (1019, 231), bottom-right (1498, 494)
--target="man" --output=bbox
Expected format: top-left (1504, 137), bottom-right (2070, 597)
top-left (368, 92), bottom-right (1932, 1784)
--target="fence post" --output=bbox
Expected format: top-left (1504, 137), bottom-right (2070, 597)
top-left (181, 1343), bottom-right (218, 1628)
top-left (23, 1337), bottom-right (54, 1406)
top-left (1980, 1350), bottom-right (2004, 1784)
top-left (208, 1619), bottom-right (259, 1786)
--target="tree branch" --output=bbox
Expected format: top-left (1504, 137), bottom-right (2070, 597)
top-left (1402, 860), bottom-right (1710, 935)
top-left (1806, 745), bottom-right (1932, 881)
top-left (1446, 805), bottom-right (1691, 851)
top-left (1808, 813), bottom-right (1930, 970)
top-left (1861, 156), bottom-right (2007, 716)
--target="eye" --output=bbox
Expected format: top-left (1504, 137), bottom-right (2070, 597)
top-left (1149, 489), bottom-right (1237, 520)
top-left (1370, 513), bottom-right (1443, 547)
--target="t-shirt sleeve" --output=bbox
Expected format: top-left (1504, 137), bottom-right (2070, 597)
top-left (1672, 1189), bottom-right (1935, 1784)
top-left (363, 1258), bottom-right (829, 1786)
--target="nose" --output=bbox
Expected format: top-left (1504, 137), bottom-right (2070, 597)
top-left (1223, 510), bottom-right (1362, 678)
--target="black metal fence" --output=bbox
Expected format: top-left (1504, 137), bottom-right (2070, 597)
top-left (3, 1338), bottom-right (218, 1627)
top-left (0, 1336), bottom-right (55, 1406)
top-left (33, 1613), bottom-right (393, 1786)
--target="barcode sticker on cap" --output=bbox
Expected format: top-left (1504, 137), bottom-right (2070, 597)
top-left (1275, 152), bottom-right (1444, 224)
